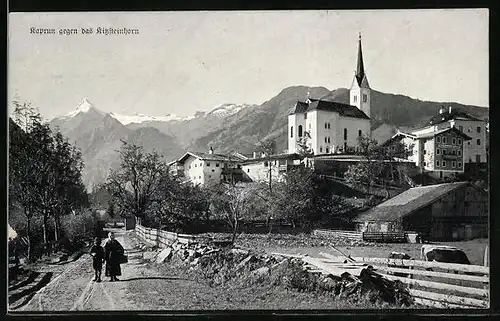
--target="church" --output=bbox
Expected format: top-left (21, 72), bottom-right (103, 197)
top-left (288, 35), bottom-right (371, 155)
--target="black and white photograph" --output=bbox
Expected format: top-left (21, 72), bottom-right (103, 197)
top-left (7, 9), bottom-right (489, 312)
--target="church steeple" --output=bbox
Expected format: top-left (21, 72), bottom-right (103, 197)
top-left (354, 33), bottom-right (369, 88)
top-left (350, 33), bottom-right (371, 119)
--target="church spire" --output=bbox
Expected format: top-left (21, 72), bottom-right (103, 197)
top-left (355, 32), bottom-right (365, 86)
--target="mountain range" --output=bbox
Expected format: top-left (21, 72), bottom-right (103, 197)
top-left (48, 88), bottom-right (489, 189)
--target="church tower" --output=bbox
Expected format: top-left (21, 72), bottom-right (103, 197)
top-left (350, 33), bottom-right (371, 119)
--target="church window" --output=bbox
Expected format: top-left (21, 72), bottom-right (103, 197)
top-left (353, 95), bottom-right (357, 103)
top-left (326, 147), bottom-right (329, 153)
top-left (344, 128), bottom-right (347, 140)
top-left (298, 125), bottom-right (303, 137)
top-left (320, 146), bottom-right (323, 153)
top-left (328, 137), bottom-right (331, 143)
top-left (328, 123), bottom-right (331, 129)
top-left (423, 162), bottom-right (426, 167)
top-left (325, 123), bottom-right (327, 129)
top-left (325, 137), bottom-right (327, 143)
top-left (362, 94), bottom-right (367, 102)
top-left (358, 130), bottom-right (362, 137)
top-left (290, 126), bottom-right (293, 138)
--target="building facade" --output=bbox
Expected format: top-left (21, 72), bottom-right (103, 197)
top-left (288, 35), bottom-right (371, 155)
top-left (384, 127), bottom-right (472, 180)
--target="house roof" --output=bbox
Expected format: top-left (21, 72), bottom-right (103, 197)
top-left (289, 99), bottom-right (370, 120)
top-left (415, 127), bottom-right (472, 140)
top-left (177, 152), bottom-right (243, 163)
top-left (380, 131), bottom-right (417, 146)
top-left (428, 110), bottom-right (481, 126)
top-left (354, 181), bottom-right (471, 222)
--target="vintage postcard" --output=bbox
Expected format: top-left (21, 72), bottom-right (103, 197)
top-left (7, 10), bottom-right (489, 312)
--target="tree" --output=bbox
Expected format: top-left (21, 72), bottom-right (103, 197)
top-left (209, 183), bottom-right (254, 244)
top-left (257, 139), bottom-right (277, 193)
top-left (297, 131), bottom-right (314, 158)
top-left (107, 200), bottom-right (116, 219)
top-left (106, 141), bottom-right (168, 224)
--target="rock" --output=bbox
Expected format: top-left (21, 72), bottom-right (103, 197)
top-left (251, 266), bottom-right (270, 277)
top-left (230, 248), bottom-right (249, 256)
top-left (156, 248), bottom-right (173, 263)
top-left (235, 255), bottom-right (257, 272)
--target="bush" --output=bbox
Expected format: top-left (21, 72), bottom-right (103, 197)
top-left (61, 210), bottom-right (96, 242)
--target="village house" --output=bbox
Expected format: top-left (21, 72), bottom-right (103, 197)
top-left (240, 153), bottom-right (303, 183)
top-left (354, 181), bottom-right (488, 241)
top-left (383, 127), bottom-right (472, 180)
top-left (288, 34), bottom-right (371, 156)
top-left (170, 148), bottom-right (247, 186)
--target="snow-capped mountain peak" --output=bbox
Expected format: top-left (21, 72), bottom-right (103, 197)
top-left (108, 112), bottom-right (183, 125)
top-left (65, 98), bottom-right (103, 118)
top-left (208, 103), bottom-right (251, 117)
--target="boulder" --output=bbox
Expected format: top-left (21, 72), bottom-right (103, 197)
top-left (156, 248), bottom-right (173, 263)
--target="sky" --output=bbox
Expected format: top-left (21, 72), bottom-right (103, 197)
top-left (8, 9), bottom-right (489, 121)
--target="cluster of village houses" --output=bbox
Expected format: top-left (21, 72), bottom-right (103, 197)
top-left (167, 36), bottom-right (489, 242)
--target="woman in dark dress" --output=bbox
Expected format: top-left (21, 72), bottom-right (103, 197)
top-left (104, 232), bottom-right (124, 282)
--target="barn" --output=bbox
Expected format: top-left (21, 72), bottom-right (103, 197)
top-left (354, 181), bottom-right (488, 241)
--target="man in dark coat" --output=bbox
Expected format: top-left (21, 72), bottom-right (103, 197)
top-left (104, 232), bottom-right (124, 282)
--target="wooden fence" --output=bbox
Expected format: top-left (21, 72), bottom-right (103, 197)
top-left (313, 229), bottom-right (408, 243)
top-left (135, 224), bottom-right (213, 247)
top-left (317, 253), bottom-right (490, 308)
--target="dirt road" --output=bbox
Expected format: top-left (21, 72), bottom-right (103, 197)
top-left (12, 228), bottom-right (199, 311)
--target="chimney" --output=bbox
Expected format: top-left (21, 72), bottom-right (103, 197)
top-left (448, 106), bottom-right (452, 114)
top-left (209, 147), bottom-right (214, 155)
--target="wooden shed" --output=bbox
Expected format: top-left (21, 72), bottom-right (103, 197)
top-left (354, 181), bottom-right (488, 241)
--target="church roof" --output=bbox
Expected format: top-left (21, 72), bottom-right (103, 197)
top-left (428, 110), bottom-right (481, 126)
top-left (354, 34), bottom-right (370, 89)
top-left (289, 99), bottom-right (370, 120)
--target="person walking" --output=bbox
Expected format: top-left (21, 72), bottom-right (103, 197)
top-left (104, 232), bottom-right (124, 282)
top-left (89, 237), bottom-right (105, 282)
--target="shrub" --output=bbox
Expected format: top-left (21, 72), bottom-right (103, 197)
top-left (61, 210), bottom-right (96, 242)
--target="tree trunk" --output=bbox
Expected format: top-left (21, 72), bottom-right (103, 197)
top-left (26, 214), bottom-right (32, 263)
top-left (43, 210), bottom-right (49, 255)
top-left (231, 217), bottom-right (238, 244)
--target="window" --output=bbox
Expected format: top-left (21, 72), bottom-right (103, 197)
top-left (207, 162), bottom-right (210, 167)
top-left (477, 126), bottom-right (481, 133)
top-left (467, 141), bottom-right (471, 146)
top-left (264, 161), bottom-right (268, 167)
top-left (328, 123), bottom-right (331, 129)
top-left (452, 138), bottom-right (456, 145)
top-left (326, 147), bottom-right (329, 153)
top-left (452, 150), bottom-right (456, 155)
top-left (423, 162), bottom-right (426, 166)
top-left (437, 137), bottom-right (441, 143)
top-left (458, 138), bottom-right (462, 144)
top-left (238, 164), bottom-right (241, 169)
top-left (304, 113), bottom-right (307, 120)
top-left (216, 163), bottom-right (220, 167)
top-left (247, 169), bottom-right (250, 173)
top-left (442, 161), bottom-right (446, 167)
top-left (358, 130), bottom-right (362, 137)
top-left (468, 127), bottom-right (471, 133)
top-left (209, 175), bottom-right (211, 178)
top-left (212, 169), bottom-right (215, 172)
top-left (290, 126), bottom-right (293, 138)
top-left (363, 94), bottom-right (367, 102)
top-left (194, 164), bottom-right (197, 168)
top-left (436, 148), bottom-right (440, 155)
top-left (452, 161), bottom-right (456, 168)
top-left (320, 146), bottom-right (323, 153)
top-left (344, 128), bottom-right (347, 140)
top-left (325, 123), bottom-right (328, 129)
top-left (198, 176), bottom-right (201, 179)
top-left (458, 162), bottom-right (462, 167)
top-left (298, 125), bottom-right (303, 137)
top-left (354, 95), bottom-right (357, 103)
top-left (477, 139), bottom-right (481, 146)
top-left (442, 137), bottom-right (447, 144)
top-left (325, 137), bottom-right (327, 143)
top-left (459, 125), bottom-right (463, 132)
top-left (458, 150), bottom-right (461, 156)
top-left (437, 160), bottom-right (440, 166)
top-left (327, 137), bottom-right (331, 143)
top-left (423, 149), bottom-right (426, 155)
top-left (189, 165), bottom-right (191, 169)
top-left (440, 171), bottom-right (443, 179)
